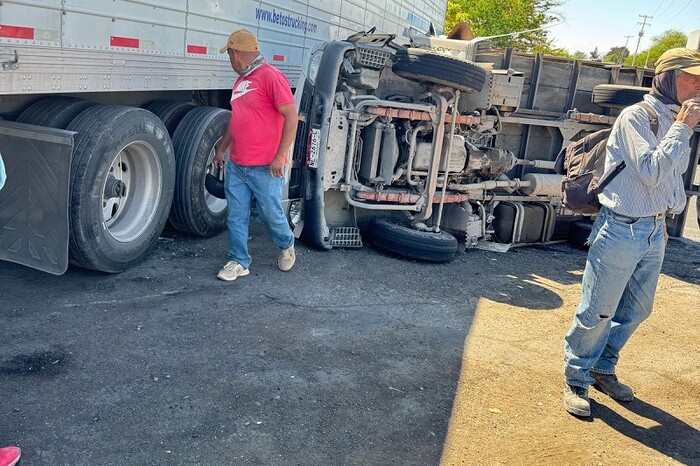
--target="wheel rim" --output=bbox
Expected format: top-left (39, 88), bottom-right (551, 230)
top-left (102, 141), bottom-right (162, 243)
top-left (203, 141), bottom-right (227, 214)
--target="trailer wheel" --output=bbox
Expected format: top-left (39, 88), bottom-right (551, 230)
top-left (143, 100), bottom-right (196, 136)
top-left (16, 97), bottom-right (96, 129)
top-left (568, 219), bottom-right (594, 248)
top-left (592, 85), bottom-right (651, 108)
top-left (392, 48), bottom-right (486, 93)
top-left (169, 106), bottom-right (230, 236)
top-left (67, 105), bottom-right (175, 272)
top-left (370, 218), bottom-right (458, 262)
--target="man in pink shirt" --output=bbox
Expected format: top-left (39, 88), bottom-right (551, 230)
top-left (213, 29), bottom-right (299, 281)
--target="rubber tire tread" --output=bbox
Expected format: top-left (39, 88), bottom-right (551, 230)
top-left (143, 100), bottom-right (196, 136)
top-left (568, 219), bottom-right (594, 248)
top-left (392, 48), bottom-right (486, 93)
top-left (16, 97), bottom-right (97, 129)
top-left (592, 84), bottom-right (650, 108)
top-left (66, 105), bottom-right (175, 272)
top-left (170, 106), bottom-right (230, 237)
top-left (371, 218), bottom-right (458, 262)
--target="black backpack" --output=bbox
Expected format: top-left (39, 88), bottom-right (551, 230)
top-left (553, 102), bottom-right (658, 215)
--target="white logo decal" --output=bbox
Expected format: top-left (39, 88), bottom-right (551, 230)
top-left (231, 80), bottom-right (256, 101)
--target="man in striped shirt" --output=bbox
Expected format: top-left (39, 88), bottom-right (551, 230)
top-left (563, 48), bottom-right (700, 417)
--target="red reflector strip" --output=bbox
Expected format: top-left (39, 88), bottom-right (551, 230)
top-left (0, 24), bottom-right (35, 40)
top-left (272, 54), bottom-right (285, 62)
top-left (110, 36), bottom-right (140, 48)
top-left (187, 45), bottom-right (207, 54)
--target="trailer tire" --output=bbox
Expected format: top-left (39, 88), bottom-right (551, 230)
top-left (170, 106), bottom-right (230, 236)
top-left (66, 105), bottom-right (175, 272)
top-left (370, 218), bottom-right (458, 262)
top-left (392, 48), bottom-right (486, 93)
top-left (568, 219), bottom-right (594, 248)
top-left (143, 100), bottom-right (196, 136)
top-left (16, 97), bottom-right (96, 129)
top-left (592, 84), bottom-right (650, 108)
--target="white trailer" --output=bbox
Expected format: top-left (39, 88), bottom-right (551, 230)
top-left (0, 0), bottom-right (448, 274)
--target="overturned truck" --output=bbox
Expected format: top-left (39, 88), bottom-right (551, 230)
top-left (288, 32), bottom-right (700, 262)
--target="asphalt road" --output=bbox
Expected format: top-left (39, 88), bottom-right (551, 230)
top-left (1, 216), bottom-right (698, 466)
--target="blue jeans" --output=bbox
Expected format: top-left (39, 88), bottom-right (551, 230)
top-left (564, 207), bottom-right (666, 388)
top-left (224, 161), bottom-right (294, 269)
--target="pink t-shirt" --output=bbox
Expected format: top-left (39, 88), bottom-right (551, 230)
top-left (228, 63), bottom-right (294, 166)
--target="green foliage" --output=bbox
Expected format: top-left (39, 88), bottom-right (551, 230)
top-left (571, 50), bottom-right (586, 60)
top-left (444, 0), bottom-right (563, 52)
top-left (603, 46), bottom-right (630, 64)
top-left (624, 30), bottom-right (687, 67)
top-left (589, 47), bottom-right (600, 60)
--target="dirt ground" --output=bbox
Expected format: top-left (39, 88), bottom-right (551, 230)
top-left (1, 212), bottom-right (699, 465)
top-left (441, 222), bottom-right (700, 465)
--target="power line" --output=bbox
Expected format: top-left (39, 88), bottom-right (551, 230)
top-left (658, 0), bottom-right (694, 25)
top-left (651, 0), bottom-right (667, 16)
top-left (655, 0), bottom-right (677, 20)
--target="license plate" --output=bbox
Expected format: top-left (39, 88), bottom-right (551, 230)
top-left (308, 128), bottom-right (320, 168)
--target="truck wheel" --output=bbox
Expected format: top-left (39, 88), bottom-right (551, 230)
top-left (16, 97), bottom-right (96, 129)
top-left (67, 105), bottom-right (175, 272)
top-left (370, 218), bottom-right (458, 262)
top-left (143, 100), bottom-right (196, 136)
top-left (392, 48), bottom-right (486, 93)
top-left (592, 85), bottom-right (650, 108)
top-left (169, 106), bottom-right (230, 236)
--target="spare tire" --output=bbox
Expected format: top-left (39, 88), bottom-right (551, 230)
top-left (371, 217), bottom-right (458, 262)
top-left (67, 105), bottom-right (175, 272)
top-left (592, 84), bottom-right (650, 108)
top-left (143, 100), bottom-right (196, 136)
top-left (392, 48), bottom-right (486, 93)
top-left (170, 106), bottom-right (230, 237)
top-left (17, 97), bottom-right (96, 129)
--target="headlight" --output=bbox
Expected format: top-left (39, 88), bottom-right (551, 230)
top-left (307, 51), bottom-right (323, 83)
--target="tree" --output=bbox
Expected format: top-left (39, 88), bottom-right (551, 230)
top-left (444, 0), bottom-right (563, 52)
top-left (571, 50), bottom-right (587, 60)
top-left (589, 47), bottom-right (600, 60)
top-left (603, 46), bottom-right (629, 64)
top-left (625, 30), bottom-right (687, 67)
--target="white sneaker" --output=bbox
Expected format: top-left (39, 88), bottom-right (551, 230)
top-left (277, 245), bottom-right (296, 271)
top-left (217, 261), bottom-right (250, 281)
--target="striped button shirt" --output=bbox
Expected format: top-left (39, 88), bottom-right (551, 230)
top-left (599, 94), bottom-right (694, 216)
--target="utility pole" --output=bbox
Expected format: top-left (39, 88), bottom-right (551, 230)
top-left (632, 15), bottom-right (652, 66)
top-left (621, 35), bottom-right (634, 64)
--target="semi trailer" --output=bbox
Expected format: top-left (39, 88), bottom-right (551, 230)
top-left (0, 0), bottom-right (447, 274)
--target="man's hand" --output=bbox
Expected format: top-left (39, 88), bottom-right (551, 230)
top-left (677, 97), bottom-right (700, 129)
top-left (213, 145), bottom-right (227, 168)
top-left (663, 222), bottom-right (669, 243)
top-left (270, 153), bottom-right (287, 178)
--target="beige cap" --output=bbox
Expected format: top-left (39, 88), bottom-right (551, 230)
top-left (219, 29), bottom-right (259, 54)
top-left (654, 48), bottom-right (700, 75)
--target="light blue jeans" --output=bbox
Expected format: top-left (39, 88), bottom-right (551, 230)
top-left (564, 207), bottom-right (666, 388)
top-left (224, 161), bottom-right (294, 269)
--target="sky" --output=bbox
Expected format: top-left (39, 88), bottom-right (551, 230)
top-left (546, 0), bottom-right (700, 56)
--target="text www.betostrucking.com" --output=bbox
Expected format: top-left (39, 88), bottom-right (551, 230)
top-left (255, 8), bottom-right (318, 33)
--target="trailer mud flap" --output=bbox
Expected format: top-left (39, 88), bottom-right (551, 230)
top-left (0, 121), bottom-right (74, 275)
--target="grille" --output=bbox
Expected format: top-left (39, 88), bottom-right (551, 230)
top-left (356, 47), bottom-right (391, 69)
